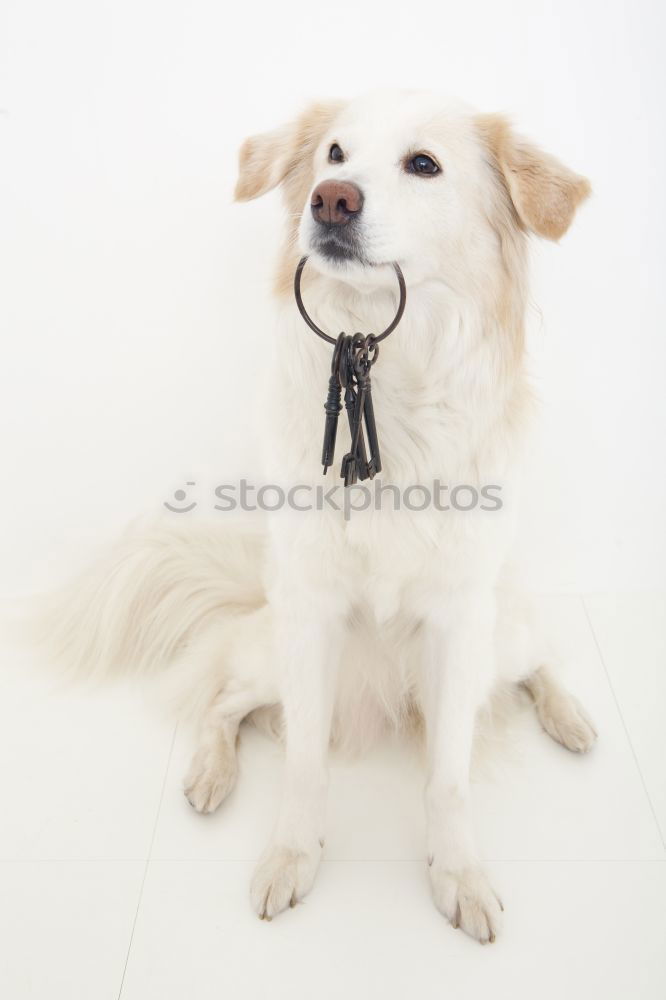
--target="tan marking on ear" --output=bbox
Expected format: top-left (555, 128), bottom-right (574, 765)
top-left (477, 114), bottom-right (591, 241)
top-left (275, 101), bottom-right (347, 296)
top-left (234, 102), bottom-right (346, 205)
top-left (473, 113), bottom-right (585, 436)
top-left (234, 123), bottom-right (298, 202)
top-left (233, 101), bottom-right (347, 296)
top-left (474, 114), bottom-right (529, 369)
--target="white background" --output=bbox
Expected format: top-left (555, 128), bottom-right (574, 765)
top-left (1, 5), bottom-right (665, 998)
top-left (0, 0), bottom-right (666, 590)
top-left (1, 0), bottom-right (665, 596)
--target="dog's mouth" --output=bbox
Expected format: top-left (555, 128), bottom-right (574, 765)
top-left (308, 226), bottom-right (373, 268)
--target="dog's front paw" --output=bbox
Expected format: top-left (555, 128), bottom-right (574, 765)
top-left (429, 862), bottom-right (503, 943)
top-left (250, 841), bottom-right (322, 920)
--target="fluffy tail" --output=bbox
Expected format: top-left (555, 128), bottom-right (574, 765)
top-left (32, 516), bottom-right (267, 686)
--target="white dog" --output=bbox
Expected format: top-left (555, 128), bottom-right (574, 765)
top-left (46, 90), bottom-right (596, 943)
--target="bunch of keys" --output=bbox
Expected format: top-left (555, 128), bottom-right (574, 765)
top-left (293, 255), bottom-right (406, 487)
top-left (321, 332), bottom-right (381, 486)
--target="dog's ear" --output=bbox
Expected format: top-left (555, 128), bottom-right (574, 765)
top-left (478, 114), bottom-right (591, 240)
top-left (234, 101), bottom-right (346, 202)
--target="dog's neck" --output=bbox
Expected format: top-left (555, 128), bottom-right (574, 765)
top-left (268, 260), bottom-right (532, 485)
top-left (288, 261), bottom-right (528, 383)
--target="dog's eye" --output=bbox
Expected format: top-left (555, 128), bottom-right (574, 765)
top-left (328, 143), bottom-right (345, 164)
top-left (406, 153), bottom-right (441, 176)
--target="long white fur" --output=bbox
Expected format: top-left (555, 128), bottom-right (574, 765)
top-left (36, 91), bottom-right (597, 943)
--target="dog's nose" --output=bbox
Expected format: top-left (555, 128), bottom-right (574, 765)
top-left (310, 180), bottom-right (364, 225)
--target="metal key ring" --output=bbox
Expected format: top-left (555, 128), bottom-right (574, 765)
top-left (294, 255), bottom-right (406, 346)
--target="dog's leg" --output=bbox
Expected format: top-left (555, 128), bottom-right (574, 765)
top-left (184, 685), bottom-right (263, 814)
top-left (523, 665), bottom-right (597, 753)
top-left (181, 604), bottom-right (279, 814)
top-left (249, 593), bottom-right (344, 920)
top-left (423, 589), bottom-right (503, 944)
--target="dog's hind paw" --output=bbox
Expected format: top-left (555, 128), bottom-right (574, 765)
top-left (183, 745), bottom-right (237, 814)
top-left (524, 667), bottom-right (598, 754)
top-left (536, 692), bottom-right (597, 754)
top-left (429, 863), bottom-right (503, 944)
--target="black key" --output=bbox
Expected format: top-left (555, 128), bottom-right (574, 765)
top-left (342, 376), bottom-right (368, 487)
top-left (340, 337), bottom-right (373, 485)
top-left (321, 334), bottom-right (345, 473)
top-left (340, 382), bottom-right (360, 486)
top-left (361, 369), bottom-right (381, 478)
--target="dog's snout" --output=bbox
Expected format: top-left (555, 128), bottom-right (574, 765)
top-left (310, 181), bottom-right (364, 226)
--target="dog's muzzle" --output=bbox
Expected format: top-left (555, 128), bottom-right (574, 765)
top-left (309, 180), bottom-right (367, 263)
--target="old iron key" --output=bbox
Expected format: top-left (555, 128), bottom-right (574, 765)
top-left (321, 333), bottom-right (346, 474)
top-left (356, 336), bottom-right (381, 478)
top-left (340, 336), bottom-right (369, 486)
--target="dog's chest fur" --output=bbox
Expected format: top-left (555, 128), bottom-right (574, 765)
top-left (260, 280), bottom-right (527, 620)
top-left (267, 282), bottom-right (524, 484)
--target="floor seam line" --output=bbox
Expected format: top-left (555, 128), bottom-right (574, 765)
top-left (133, 857), bottom-right (666, 864)
top-left (581, 595), bottom-right (666, 851)
top-left (116, 723), bottom-right (178, 1000)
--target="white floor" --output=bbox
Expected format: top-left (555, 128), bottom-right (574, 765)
top-left (0, 594), bottom-right (664, 999)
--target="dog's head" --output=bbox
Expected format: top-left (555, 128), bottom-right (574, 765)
top-left (235, 91), bottom-right (590, 294)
